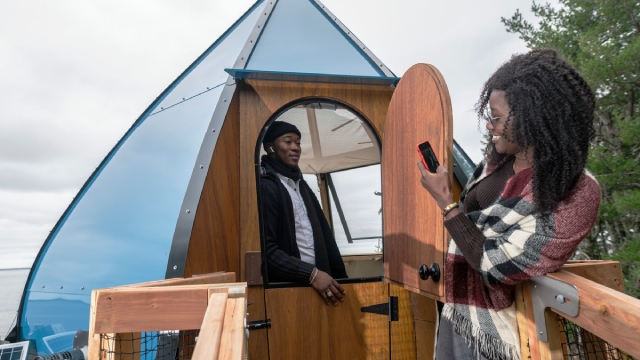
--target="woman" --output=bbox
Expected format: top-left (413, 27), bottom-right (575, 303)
top-left (260, 121), bottom-right (348, 305)
top-left (418, 49), bottom-right (601, 359)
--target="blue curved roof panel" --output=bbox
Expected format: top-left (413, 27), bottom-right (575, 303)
top-left (19, 1), bottom-right (267, 353)
top-left (246, 0), bottom-right (384, 76)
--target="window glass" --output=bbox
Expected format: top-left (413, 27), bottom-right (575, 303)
top-left (246, 0), bottom-right (381, 76)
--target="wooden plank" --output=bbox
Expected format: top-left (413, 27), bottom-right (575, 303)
top-left (217, 297), bottom-right (247, 360)
top-left (88, 290), bottom-right (102, 360)
top-left (390, 283), bottom-right (417, 360)
top-left (206, 282), bottom-right (247, 299)
top-left (94, 287), bottom-right (209, 333)
top-left (542, 308), bottom-right (564, 359)
top-left (560, 261), bottom-right (624, 293)
top-left (124, 272), bottom-right (236, 288)
top-left (191, 293), bottom-right (228, 360)
top-left (514, 284), bottom-right (532, 360)
top-left (521, 281), bottom-right (543, 359)
top-left (547, 270), bottom-right (640, 358)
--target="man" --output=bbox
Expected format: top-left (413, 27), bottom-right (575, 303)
top-left (260, 121), bottom-right (347, 305)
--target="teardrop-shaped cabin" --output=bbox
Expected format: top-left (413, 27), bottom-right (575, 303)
top-left (13, 0), bottom-right (477, 358)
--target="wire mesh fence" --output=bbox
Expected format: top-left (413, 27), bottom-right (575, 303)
top-left (100, 330), bottom-right (199, 360)
top-left (559, 315), bottom-right (633, 360)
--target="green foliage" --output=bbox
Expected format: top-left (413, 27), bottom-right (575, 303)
top-left (502, 0), bottom-right (640, 297)
top-left (605, 236), bottom-right (640, 297)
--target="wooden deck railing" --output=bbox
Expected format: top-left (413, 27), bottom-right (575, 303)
top-left (87, 262), bottom-right (639, 360)
top-left (517, 261), bottom-right (640, 359)
top-left (87, 272), bottom-right (247, 360)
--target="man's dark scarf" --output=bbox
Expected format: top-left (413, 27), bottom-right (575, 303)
top-left (261, 155), bottom-right (338, 277)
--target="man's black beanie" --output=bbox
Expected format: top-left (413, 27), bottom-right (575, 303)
top-left (263, 121), bottom-right (301, 144)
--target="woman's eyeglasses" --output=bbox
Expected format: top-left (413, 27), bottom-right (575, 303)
top-left (484, 110), bottom-right (509, 127)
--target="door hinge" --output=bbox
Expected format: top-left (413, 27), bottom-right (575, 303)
top-left (360, 296), bottom-right (399, 321)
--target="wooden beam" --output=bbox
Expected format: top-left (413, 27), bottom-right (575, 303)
top-left (547, 270), bottom-right (640, 358)
top-left (560, 261), bottom-right (624, 293)
top-left (191, 293), bottom-right (228, 360)
top-left (514, 284), bottom-right (531, 360)
top-left (93, 287), bottom-right (209, 333)
top-left (217, 297), bottom-right (247, 360)
top-left (123, 272), bottom-right (236, 288)
top-left (88, 290), bottom-right (102, 360)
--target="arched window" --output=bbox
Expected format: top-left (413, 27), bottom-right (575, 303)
top-left (257, 100), bottom-right (383, 285)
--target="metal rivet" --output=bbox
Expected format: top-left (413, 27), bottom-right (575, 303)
top-left (257, 25), bottom-right (260, 28)
top-left (199, 165), bottom-right (204, 169)
top-left (182, 97), bottom-right (185, 101)
top-left (539, 331), bottom-right (544, 335)
top-left (41, 285), bottom-right (45, 288)
top-left (212, 128), bottom-right (216, 132)
top-left (224, 99), bottom-right (227, 102)
top-left (186, 209), bottom-right (190, 213)
top-left (557, 295), bottom-right (565, 304)
top-left (173, 265), bottom-right (178, 270)
top-left (60, 286), bottom-right (64, 289)
top-left (81, 287), bottom-right (85, 291)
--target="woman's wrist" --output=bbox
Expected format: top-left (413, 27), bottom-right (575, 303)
top-left (437, 195), bottom-right (455, 210)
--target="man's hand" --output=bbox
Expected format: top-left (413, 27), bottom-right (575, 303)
top-left (311, 270), bottom-right (345, 305)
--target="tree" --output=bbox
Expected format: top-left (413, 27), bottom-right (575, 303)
top-left (502, 0), bottom-right (640, 297)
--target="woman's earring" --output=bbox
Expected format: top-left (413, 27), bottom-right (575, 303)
top-left (269, 146), bottom-right (275, 152)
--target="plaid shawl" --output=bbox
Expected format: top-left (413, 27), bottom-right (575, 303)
top-left (442, 161), bottom-right (601, 360)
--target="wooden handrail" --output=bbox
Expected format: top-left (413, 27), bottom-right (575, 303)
top-left (547, 270), bottom-right (640, 358)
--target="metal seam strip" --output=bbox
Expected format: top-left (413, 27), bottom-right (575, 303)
top-left (164, 0), bottom-right (279, 278)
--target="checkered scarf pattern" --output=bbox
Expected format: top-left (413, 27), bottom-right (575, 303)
top-left (442, 161), bottom-right (601, 360)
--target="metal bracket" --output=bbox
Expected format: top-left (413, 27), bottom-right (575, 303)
top-left (246, 319), bottom-right (271, 331)
top-left (360, 296), bottom-right (398, 321)
top-left (529, 276), bottom-right (580, 342)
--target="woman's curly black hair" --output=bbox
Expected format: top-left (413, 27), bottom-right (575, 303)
top-left (476, 48), bottom-right (596, 213)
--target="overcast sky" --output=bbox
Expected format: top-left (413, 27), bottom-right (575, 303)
top-left (0, 0), bottom-right (556, 270)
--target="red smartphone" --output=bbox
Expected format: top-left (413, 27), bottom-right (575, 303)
top-left (416, 141), bottom-right (440, 173)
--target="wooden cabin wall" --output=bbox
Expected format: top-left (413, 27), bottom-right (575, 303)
top-left (183, 95), bottom-right (241, 279)
top-left (237, 79), bottom-right (395, 280)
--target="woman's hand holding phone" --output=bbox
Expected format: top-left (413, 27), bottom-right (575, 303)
top-left (416, 141), bottom-right (440, 173)
top-left (416, 142), bottom-right (454, 210)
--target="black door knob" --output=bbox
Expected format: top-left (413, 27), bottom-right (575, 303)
top-left (418, 263), bottom-right (441, 282)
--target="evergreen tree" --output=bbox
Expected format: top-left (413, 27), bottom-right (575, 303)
top-left (502, 0), bottom-right (640, 297)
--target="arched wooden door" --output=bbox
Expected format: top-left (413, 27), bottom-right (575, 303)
top-left (382, 63), bottom-right (453, 301)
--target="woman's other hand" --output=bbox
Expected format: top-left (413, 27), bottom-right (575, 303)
top-left (311, 270), bottom-right (345, 305)
top-left (417, 161), bottom-right (454, 209)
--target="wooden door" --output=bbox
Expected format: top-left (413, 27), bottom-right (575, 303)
top-left (382, 63), bottom-right (453, 301)
top-left (264, 282), bottom-right (390, 359)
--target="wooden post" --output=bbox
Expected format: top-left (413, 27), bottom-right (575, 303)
top-left (191, 293), bottom-right (228, 360)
